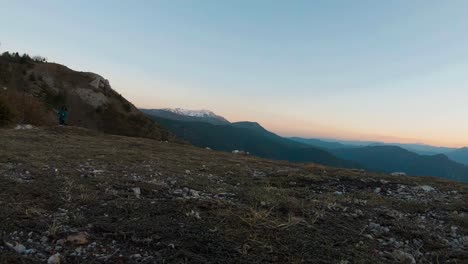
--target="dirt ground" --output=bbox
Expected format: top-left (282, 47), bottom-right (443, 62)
top-left (0, 127), bottom-right (466, 263)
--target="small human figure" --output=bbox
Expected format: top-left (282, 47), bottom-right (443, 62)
top-left (58, 106), bottom-right (68, 125)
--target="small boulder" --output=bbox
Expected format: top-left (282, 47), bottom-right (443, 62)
top-left (419, 185), bottom-right (435, 192)
top-left (67, 232), bottom-right (89, 245)
top-left (392, 250), bottom-right (416, 264)
top-left (13, 243), bottom-right (26, 254)
top-left (132, 187), bottom-right (141, 198)
top-left (47, 253), bottom-right (62, 264)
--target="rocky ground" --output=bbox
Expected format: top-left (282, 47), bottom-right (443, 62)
top-left (0, 127), bottom-right (467, 263)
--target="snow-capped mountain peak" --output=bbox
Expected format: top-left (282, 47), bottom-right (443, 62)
top-left (163, 108), bottom-right (217, 118)
top-left (160, 108), bottom-right (230, 123)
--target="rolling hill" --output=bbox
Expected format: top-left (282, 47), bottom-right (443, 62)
top-left (289, 137), bottom-right (352, 150)
top-left (147, 111), bottom-right (468, 182)
top-left (148, 115), bottom-right (357, 168)
top-left (331, 146), bottom-right (468, 182)
top-left (446, 147), bottom-right (468, 166)
top-left (291, 137), bottom-right (457, 155)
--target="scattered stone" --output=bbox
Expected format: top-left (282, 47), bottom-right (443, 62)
top-left (41, 236), bottom-right (49, 244)
top-left (392, 250), bottom-right (416, 264)
top-left (88, 242), bottom-right (97, 249)
top-left (390, 172), bottom-right (406, 176)
top-left (130, 253), bottom-right (142, 259)
top-left (419, 185), bottom-right (435, 192)
top-left (215, 192), bottom-right (235, 199)
top-left (188, 189), bottom-right (200, 198)
top-left (24, 248), bottom-right (36, 254)
top-left (15, 124), bottom-right (34, 130)
top-left (67, 232), bottom-right (89, 245)
top-left (13, 243), bottom-right (26, 254)
top-left (252, 170), bottom-right (266, 177)
top-left (374, 187), bottom-right (381, 194)
top-left (132, 187), bottom-right (141, 198)
top-left (186, 210), bottom-right (201, 220)
top-left (47, 253), bottom-right (62, 264)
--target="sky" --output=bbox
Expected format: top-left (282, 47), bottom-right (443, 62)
top-left (1, 0), bottom-right (468, 147)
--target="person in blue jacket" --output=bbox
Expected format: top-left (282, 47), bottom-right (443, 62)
top-left (58, 106), bottom-right (68, 125)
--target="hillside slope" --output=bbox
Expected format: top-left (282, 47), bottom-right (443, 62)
top-left (289, 137), bottom-right (351, 150)
top-left (446, 147), bottom-right (468, 166)
top-left (148, 116), bottom-right (357, 168)
top-left (0, 128), bottom-right (466, 263)
top-left (331, 146), bottom-right (468, 182)
top-left (0, 53), bottom-right (169, 140)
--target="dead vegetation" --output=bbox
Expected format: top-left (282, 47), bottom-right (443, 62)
top-left (0, 127), bottom-right (466, 263)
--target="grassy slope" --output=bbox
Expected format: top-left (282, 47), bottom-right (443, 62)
top-left (0, 127), bottom-right (466, 263)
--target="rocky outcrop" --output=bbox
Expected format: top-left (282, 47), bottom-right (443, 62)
top-left (0, 54), bottom-right (170, 140)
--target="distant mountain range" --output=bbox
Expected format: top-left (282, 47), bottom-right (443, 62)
top-left (144, 109), bottom-right (357, 168)
top-left (330, 146), bottom-right (468, 182)
top-left (144, 108), bottom-right (468, 182)
top-left (446, 147), bottom-right (468, 166)
top-left (289, 137), bottom-right (350, 150)
top-left (291, 138), bottom-right (457, 155)
top-left (291, 137), bottom-right (468, 164)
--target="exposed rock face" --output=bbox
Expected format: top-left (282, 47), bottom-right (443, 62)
top-left (88, 75), bottom-right (109, 90)
top-left (75, 88), bottom-right (109, 108)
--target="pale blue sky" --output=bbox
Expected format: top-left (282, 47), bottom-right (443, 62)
top-left (1, 0), bottom-right (468, 146)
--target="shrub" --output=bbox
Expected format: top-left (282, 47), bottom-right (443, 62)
top-left (0, 90), bottom-right (54, 126)
top-left (32, 56), bottom-right (47, 63)
top-left (0, 96), bottom-right (14, 126)
top-left (20, 54), bottom-right (31, 64)
top-left (1, 52), bottom-right (47, 64)
top-left (123, 102), bottom-right (131, 112)
top-left (29, 74), bottom-right (36, 82)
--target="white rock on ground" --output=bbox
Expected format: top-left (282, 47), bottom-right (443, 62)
top-left (419, 185), bottom-right (435, 192)
top-left (392, 250), bottom-right (416, 264)
top-left (13, 243), bottom-right (26, 254)
top-left (15, 124), bottom-right (34, 130)
top-left (47, 253), bottom-right (61, 264)
top-left (132, 187), bottom-right (141, 199)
